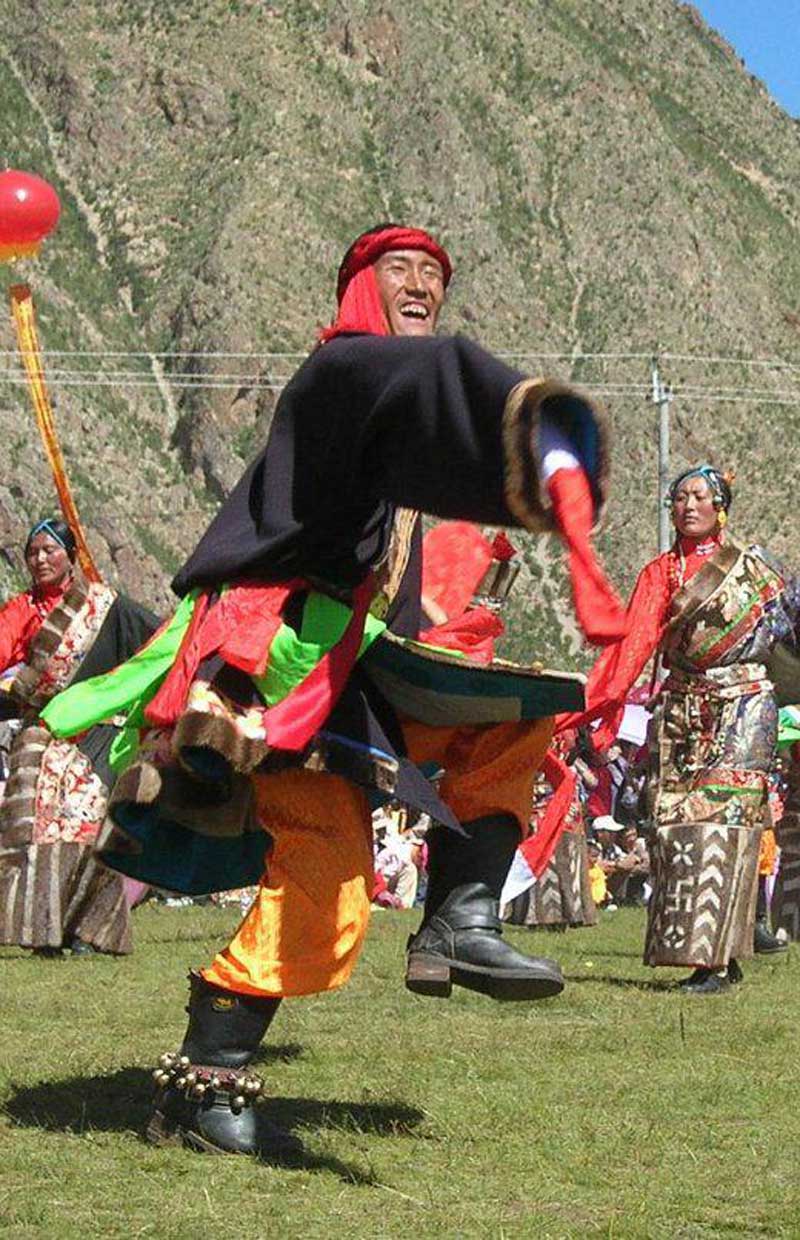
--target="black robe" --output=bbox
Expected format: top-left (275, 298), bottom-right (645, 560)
top-left (94, 335), bottom-right (604, 891)
top-left (173, 333), bottom-right (603, 599)
top-left (167, 333), bottom-right (604, 831)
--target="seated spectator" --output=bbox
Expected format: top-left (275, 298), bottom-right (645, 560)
top-left (591, 815), bottom-right (626, 864)
top-left (607, 825), bottom-right (650, 906)
top-left (586, 840), bottom-right (608, 907)
top-left (372, 802), bottom-right (428, 909)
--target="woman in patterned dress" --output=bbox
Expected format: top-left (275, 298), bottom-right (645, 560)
top-left (571, 466), bottom-right (799, 993)
top-left (0, 519), bottom-right (157, 957)
top-left (503, 731), bottom-right (597, 931)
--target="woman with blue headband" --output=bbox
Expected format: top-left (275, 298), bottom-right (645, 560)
top-left (0, 517), bottom-right (158, 957)
top-left (563, 465), bottom-right (800, 993)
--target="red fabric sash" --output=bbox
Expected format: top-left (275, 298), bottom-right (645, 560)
top-left (518, 749), bottom-right (577, 877)
top-left (259, 575), bottom-right (374, 751)
top-left (418, 606), bottom-right (503, 665)
top-left (421, 520), bottom-right (494, 621)
top-left (145, 590), bottom-right (213, 727)
top-left (144, 574), bottom-right (375, 752)
top-left (319, 267), bottom-right (388, 342)
top-left (548, 466), bottom-right (628, 647)
top-left (144, 581), bottom-right (303, 728)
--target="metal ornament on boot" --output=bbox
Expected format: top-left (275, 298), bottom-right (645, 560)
top-left (405, 882), bottom-right (564, 1000)
top-left (146, 972), bottom-right (302, 1160)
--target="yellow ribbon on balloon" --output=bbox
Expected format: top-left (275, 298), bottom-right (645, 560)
top-left (9, 283), bottom-right (101, 582)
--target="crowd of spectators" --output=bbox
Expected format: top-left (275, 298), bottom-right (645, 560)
top-left (372, 802), bottom-right (430, 909)
top-left (580, 737), bottom-right (651, 910)
top-left (368, 736), bottom-right (655, 915)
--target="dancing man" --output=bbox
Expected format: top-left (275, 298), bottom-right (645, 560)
top-left (45, 223), bottom-right (625, 1157)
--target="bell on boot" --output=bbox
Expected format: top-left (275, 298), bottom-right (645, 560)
top-left (146, 972), bottom-right (302, 1161)
top-left (406, 882), bottom-right (564, 1001)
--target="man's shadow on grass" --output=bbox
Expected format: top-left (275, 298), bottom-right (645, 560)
top-left (2, 1057), bottom-right (426, 1184)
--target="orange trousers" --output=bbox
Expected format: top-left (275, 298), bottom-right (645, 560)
top-left (203, 716), bottom-right (554, 998)
top-left (759, 826), bottom-right (777, 878)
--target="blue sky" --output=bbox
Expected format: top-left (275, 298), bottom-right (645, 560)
top-left (693, 1), bottom-right (800, 116)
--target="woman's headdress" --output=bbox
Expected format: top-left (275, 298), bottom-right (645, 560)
top-left (25, 516), bottom-right (77, 561)
top-left (665, 464), bottom-right (735, 512)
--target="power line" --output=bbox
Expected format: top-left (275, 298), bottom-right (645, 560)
top-left (0, 376), bottom-right (288, 391)
top-left (0, 349), bottom-right (309, 361)
top-left (0, 367), bottom-right (286, 383)
top-left (0, 371), bottom-right (797, 392)
top-left (1, 373), bottom-right (799, 403)
top-left (662, 353), bottom-right (800, 370)
top-left (1, 346), bottom-right (800, 368)
top-left (0, 344), bottom-right (799, 414)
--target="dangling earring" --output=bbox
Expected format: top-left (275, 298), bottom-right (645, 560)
top-left (717, 509), bottom-right (727, 529)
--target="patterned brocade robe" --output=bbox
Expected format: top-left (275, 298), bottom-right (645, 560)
top-left (771, 743), bottom-right (800, 940)
top-left (503, 739), bottom-right (597, 930)
top-left (579, 536), bottom-right (799, 969)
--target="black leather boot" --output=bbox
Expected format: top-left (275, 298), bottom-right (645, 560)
top-left (682, 967), bottom-right (731, 995)
top-left (146, 972), bottom-right (302, 1160)
top-left (69, 937), bottom-right (99, 957)
top-left (405, 816), bottom-right (564, 1001)
top-left (678, 968), bottom-right (708, 989)
top-left (754, 918), bottom-right (787, 953)
top-left (753, 877), bottom-right (787, 953)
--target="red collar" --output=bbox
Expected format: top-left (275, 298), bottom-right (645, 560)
top-left (678, 535), bottom-right (720, 558)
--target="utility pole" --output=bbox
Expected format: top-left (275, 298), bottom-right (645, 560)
top-left (651, 356), bottom-right (673, 552)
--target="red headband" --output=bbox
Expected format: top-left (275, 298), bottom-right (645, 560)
top-left (336, 225), bottom-right (452, 303)
top-left (320, 226), bottom-right (453, 344)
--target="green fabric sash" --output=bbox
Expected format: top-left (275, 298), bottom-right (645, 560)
top-left (41, 592), bottom-right (198, 738)
top-left (252, 591), bottom-right (385, 704)
top-left (779, 705), bottom-right (800, 750)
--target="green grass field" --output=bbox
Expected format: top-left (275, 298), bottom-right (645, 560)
top-left (1, 904), bottom-right (798, 1238)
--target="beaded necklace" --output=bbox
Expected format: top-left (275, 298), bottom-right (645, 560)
top-left (667, 535), bottom-right (720, 595)
top-left (31, 574), bottom-right (73, 623)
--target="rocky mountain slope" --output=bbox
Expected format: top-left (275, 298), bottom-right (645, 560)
top-left (0, 0), bottom-right (799, 663)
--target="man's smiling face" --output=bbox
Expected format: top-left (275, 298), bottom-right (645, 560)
top-left (373, 248), bottom-right (445, 336)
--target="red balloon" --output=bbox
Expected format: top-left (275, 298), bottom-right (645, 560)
top-left (0, 170), bottom-right (60, 247)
